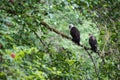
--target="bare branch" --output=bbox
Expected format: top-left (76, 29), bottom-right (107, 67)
top-left (40, 21), bottom-right (71, 40)
top-left (40, 21), bottom-right (90, 50)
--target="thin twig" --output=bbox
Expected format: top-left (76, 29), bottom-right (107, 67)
top-left (85, 50), bottom-right (99, 77)
top-left (33, 31), bottom-right (45, 46)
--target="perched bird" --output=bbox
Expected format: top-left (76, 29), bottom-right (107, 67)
top-left (89, 34), bottom-right (98, 52)
top-left (69, 24), bottom-right (80, 45)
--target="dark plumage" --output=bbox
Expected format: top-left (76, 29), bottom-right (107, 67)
top-left (69, 24), bottom-right (80, 45)
top-left (89, 34), bottom-right (97, 52)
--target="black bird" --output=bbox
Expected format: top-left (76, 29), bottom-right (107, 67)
top-left (89, 34), bottom-right (98, 52)
top-left (69, 24), bottom-right (80, 45)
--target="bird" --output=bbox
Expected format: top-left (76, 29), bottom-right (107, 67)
top-left (69, 24), bottom-right (80, 45)
top-left (89, 34), bottom-right (98, 52)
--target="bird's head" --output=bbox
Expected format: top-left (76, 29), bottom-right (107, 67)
top-left (89, 34), bottom-right (96, 40)
top-left (69, 24), bottom-right (74, 30)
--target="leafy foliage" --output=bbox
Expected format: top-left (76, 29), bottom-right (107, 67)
top-left (0, 0), bottom-right (120, 80)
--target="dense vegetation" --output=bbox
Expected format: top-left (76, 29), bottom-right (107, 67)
top-left (0, 0), bottom-right (120, 80)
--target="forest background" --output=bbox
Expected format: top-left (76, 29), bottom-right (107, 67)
top-left (0, 0), bottom-right (120, 80)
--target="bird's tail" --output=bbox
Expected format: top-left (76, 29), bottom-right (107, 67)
top-left (77, 43), bottom-right (80, 45)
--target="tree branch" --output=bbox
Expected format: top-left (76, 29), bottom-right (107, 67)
top-left (40, 21), bottom-right (90, 50)
top-left (40, 21), bottom-right (100, 77)
top-left (40, 21), bottom-right (71, 40)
